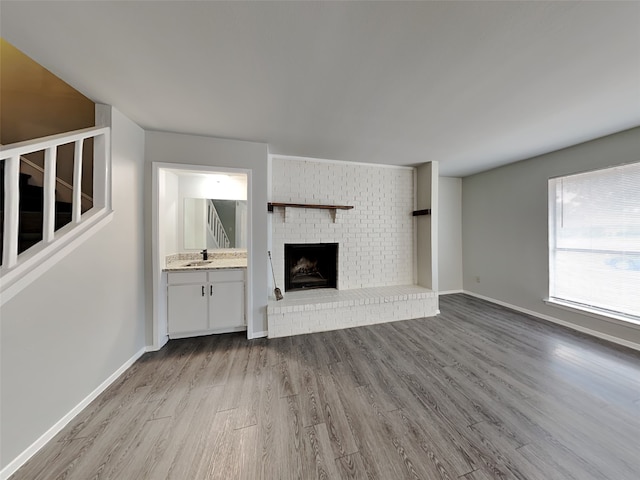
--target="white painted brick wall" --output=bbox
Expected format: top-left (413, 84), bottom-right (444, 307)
top-left (271, 157), bottom-right (414, 290)
top-left (266, 286), bottom-right (438, 338)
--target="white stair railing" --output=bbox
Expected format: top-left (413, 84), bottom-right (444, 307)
top-left (207, 199), bottom-right (230, 249)
top-left (17, 154), bottom-right (94, 213)
top-left (1, 125), bottom-right (110, 291)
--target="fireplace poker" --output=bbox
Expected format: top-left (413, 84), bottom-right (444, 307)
top-left (268, 251), bottom-right (284, 301)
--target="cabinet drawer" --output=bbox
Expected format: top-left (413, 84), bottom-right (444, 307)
top-left (208, 269), bottom-right (245, 283)
top-left (167, 271), bottom-right (207, 285)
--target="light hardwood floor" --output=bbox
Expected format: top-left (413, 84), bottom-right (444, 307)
top-left (10, 294), bottom-right (640, 479)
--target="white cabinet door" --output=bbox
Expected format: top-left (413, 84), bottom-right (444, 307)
top-left (209, 280), bottom-right (245, 329)
top-left (168, 284), bottom-right (208, 334)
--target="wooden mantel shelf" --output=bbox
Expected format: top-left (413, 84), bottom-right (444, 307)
top-left (268, 202), bottom-right (354, 212)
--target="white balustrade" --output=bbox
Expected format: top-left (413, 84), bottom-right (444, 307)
top-left (0, 126), bottom-right (110, 273)
top-left (206, 199), bottom-right (231, 249)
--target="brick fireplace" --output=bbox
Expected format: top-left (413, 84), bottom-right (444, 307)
top-left (268, 156), bottom-right (437, 338)
top-left (270, 157), bottom-right (414, 290)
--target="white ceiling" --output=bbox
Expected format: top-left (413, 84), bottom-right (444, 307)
top-left (2, 1), bottom-right (639, 176)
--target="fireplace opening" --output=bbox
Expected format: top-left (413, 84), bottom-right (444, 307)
top-left (284, 243), bottom-right (338, 292)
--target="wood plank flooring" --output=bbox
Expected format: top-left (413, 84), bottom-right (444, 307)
top-left (10, 294), bottom-right (640, 479)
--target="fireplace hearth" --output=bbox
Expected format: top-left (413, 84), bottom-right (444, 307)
top-left (284, 243), bottom-right (338, 291)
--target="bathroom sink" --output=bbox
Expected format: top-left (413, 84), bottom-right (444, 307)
top-left (185, 260), bottom-right (214, 267)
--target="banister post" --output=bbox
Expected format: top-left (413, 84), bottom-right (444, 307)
top-left (72, 139), bottom-right (83, 224)
top-left (93, 104), bottom-right (112, 211)
top-left (43, 146), bottom-right (57, 243)
top-left (2, 156), bottom-right (20, 268)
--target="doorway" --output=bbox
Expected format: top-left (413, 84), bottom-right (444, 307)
top-left (152, 162), bottom-right (252, 349)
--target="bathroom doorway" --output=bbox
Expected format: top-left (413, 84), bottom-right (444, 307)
top-left (152, 162), bottom-right (252, 349)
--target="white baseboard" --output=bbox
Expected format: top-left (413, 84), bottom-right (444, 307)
top-left (462, 291), bottom-right (640, 352)
top-left (439, 289), bottom-right (463, 295)
top-left (0, 346), bottom-right (147, 480)
top-left (250, 330), bottom-right (268, 339)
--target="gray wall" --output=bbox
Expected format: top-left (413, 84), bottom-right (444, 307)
top-left (462, 126), bottom-right (640, 348)
top-left (144, 131), bottom-right (269, 337)
top-left (438, 177), bottom-right (463, 293)
top-left (0, 107), bottom-right (147, 468)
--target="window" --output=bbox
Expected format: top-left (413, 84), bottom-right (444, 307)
top-left (548, 162), bottom-right (640, 322)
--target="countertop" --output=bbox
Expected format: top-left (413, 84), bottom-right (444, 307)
top-left (163, 250), bottom-right (247, 272)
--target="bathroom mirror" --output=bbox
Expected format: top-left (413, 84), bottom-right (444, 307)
top-left (184, 198), bottom-right (248, 250)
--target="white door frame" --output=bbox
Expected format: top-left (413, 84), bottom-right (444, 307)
top-left (151, 162), bottom-right (253, 350)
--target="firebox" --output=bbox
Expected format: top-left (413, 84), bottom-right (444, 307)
top-left (284, 243), bottom-right (338, 292)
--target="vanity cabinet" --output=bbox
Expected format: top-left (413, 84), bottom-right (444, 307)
top-left (167, 269), bottom-right (245, 338)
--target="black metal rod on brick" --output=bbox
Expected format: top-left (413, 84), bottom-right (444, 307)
top-left (412, 209), bottom-right (431, 216)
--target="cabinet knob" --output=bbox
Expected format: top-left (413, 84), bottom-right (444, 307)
top-left (202, 285), bottom-right (205, 296)
top-left (210, 285), bottom-right (213, 296)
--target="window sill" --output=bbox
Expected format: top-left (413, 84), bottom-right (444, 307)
top-left (544, 298), bottom-right (640, 328)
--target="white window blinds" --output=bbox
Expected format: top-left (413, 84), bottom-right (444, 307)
top-left (549, 162), bottom-right (640, 321)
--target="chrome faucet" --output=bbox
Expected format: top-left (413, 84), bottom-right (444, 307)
top-left (201, 249), bottom-right (208, 260)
